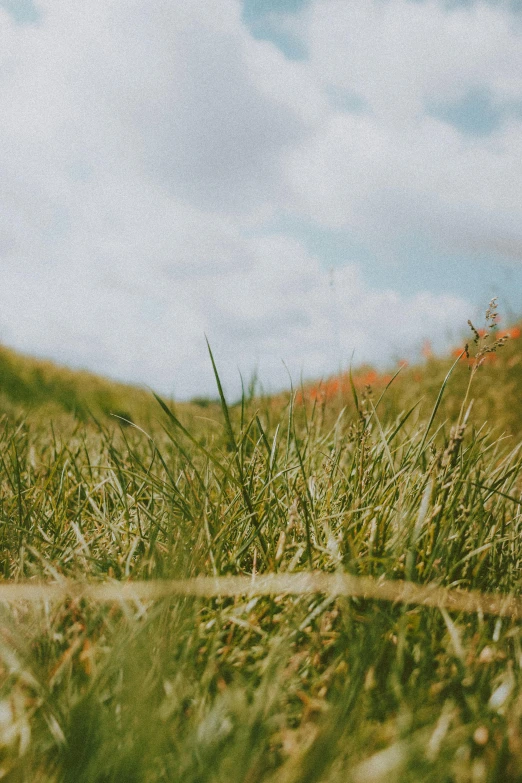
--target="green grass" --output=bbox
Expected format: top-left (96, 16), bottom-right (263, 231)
top-left (0, 343), bottom-right (188, 425)
top-left (1, 310), bottom-right (522, 781)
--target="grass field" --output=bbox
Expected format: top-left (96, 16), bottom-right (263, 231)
top-left (1, 305), bottom-right (522, 781)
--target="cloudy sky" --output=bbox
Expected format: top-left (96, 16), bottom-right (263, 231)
top-left (1, 0), bottom-right (522, 399)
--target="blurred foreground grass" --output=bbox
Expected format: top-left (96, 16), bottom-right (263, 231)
top-left (1, 310), bottom-right (522, 781)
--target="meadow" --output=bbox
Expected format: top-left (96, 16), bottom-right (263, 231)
top-left (1, 304), bottom-right (522, 781)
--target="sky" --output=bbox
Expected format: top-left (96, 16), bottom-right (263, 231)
top-left (1, 0), bottom-right (522, 399)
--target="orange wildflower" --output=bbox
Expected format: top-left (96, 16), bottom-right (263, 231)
top-left (498, 327), bottom-right (521, 339)
top-left (361, 370), bottom-right (379, 386)
top-left (421, 340), bottom-right (433, 359)
top-left (452, 347), bottom-right (466, 360)
top-left (326, 378), bottom-right (340, 398)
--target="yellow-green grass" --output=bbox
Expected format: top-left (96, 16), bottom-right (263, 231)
top-left (0, 310), bottom-right (521, 781)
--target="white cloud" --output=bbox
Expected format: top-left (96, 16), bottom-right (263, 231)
top-left (286, 0), bottom-right (522, 255)
top-left (0, 0), bottom-right (502, 398)
top-left (297, 0), bottom-right (522, 118)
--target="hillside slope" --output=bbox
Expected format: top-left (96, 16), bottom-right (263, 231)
top-left (0, 343), bottom-right (158, 423)
top-left (1, 316), bottom-right (521, 434)
top-left (295, 321), bottom-right (522, 437)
